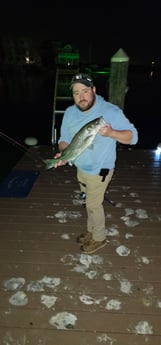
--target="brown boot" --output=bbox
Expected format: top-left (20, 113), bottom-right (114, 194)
top-left (80, 239), bottom-right (106, 254)
top-left (76, 232), bottom-right (92, 244)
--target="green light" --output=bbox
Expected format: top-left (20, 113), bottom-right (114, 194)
top-left (57, 53), bottom-right (80, 61)
top-left (93, 70), bottom-right (110, 75)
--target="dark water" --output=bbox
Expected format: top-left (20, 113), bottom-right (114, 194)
top-left (0, 64), bottom-right (161, 153)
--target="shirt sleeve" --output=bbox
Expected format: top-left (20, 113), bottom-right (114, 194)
top-left (109, 106), bottom-right (138, 145)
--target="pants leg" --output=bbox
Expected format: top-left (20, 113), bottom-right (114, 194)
top-left (77, 169), bottom-right (114, 241)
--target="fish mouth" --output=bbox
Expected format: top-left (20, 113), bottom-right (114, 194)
top-left (100, 116), bottom-right (106, 125)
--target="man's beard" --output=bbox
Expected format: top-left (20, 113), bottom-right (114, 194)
top-left (76, 95), bottom-right (96, 112)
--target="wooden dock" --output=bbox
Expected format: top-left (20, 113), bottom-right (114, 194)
top-left (0, 146), bottom-right (161, 344)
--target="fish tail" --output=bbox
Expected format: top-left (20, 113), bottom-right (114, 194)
top-left (43, 159), bottom-right (58, 170)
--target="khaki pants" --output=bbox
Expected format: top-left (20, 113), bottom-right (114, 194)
top-left (77, 168), bottom-right (114, 241)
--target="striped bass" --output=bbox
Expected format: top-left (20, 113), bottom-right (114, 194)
top-left (43, 116), bottom-right (106, 170)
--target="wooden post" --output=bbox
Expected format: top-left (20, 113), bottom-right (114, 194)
top-left (108, 48), bottom-right (129, 109)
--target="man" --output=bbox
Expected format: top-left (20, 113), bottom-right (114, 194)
top-left (54, 73), bottom-right (138, 254)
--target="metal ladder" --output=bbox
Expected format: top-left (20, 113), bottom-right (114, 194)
top-left (51, 67), bottom-right (79, 146)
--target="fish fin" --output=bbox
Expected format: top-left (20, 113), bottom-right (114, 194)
top-left (68, 161), bottom-right (74, 166)
top-left (43, 159), bottom-right (57, 170)
top-left (88, 144), bottom-right (94, 150)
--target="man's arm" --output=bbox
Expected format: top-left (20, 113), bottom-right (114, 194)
top-left (58, 141), bottom-right (69, 152)
top-left (99, 123), bottom-right (133, 145)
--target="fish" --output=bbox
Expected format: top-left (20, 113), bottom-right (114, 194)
top-left (43, 116), bottom-right (106, 170)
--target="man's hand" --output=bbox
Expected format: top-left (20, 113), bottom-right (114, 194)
top-left (99, 123), bottom-right (113, 137)
top-left (53, 152), bottom-right (67, 168)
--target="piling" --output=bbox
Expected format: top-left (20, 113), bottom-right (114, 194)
top-left (108, 48), bottom-right (129, 109)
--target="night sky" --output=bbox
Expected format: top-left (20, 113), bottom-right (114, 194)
top-left (0, 0), bottom-right (161, 64)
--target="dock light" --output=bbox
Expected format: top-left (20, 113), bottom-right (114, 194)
top-left (155, 143), bottom-right (161, 162)
top-left (24, 137), bottom-right (38, 146)
top-left (156, 143), bottom-right (161, 153)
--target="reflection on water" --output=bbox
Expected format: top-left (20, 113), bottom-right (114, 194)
top-left (0, 65), bottom-right (161, 150)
